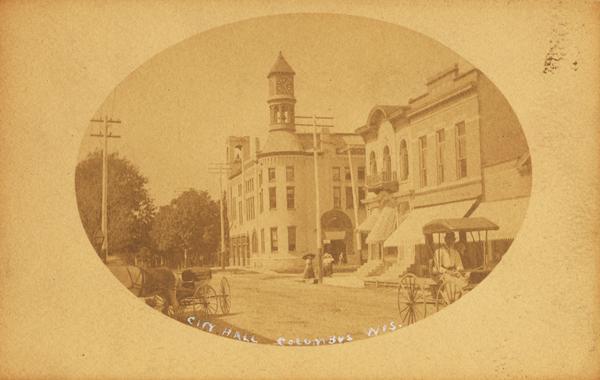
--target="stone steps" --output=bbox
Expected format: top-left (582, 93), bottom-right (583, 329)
top-left (354, 260), bottom-right (386, 277)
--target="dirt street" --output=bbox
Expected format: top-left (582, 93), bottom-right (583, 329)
top-left (187, 270), bottom-right (411, 345)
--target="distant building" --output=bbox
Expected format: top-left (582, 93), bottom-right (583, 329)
top-left (355, 65), bottom-right (532, 278)
top-left (226, 53), bottom-right (367, 271)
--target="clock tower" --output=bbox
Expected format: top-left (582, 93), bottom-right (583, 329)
top-left (267, 52), bottom-right (296, 131)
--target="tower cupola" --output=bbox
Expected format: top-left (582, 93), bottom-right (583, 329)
top-left (267, 52), bottom-right (296, 131)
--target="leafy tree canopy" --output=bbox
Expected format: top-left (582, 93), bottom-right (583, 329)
top-left (151, 189), bottom-right (220, 266)
top-left (75, 151), bottom-right (155, 258)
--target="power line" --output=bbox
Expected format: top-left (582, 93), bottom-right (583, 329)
top-left (89, 115), bottom-right (122, 263)
top-left (295, 114), bottom-right (334, 284)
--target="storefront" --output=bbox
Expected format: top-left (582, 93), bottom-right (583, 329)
top-left (469, 196), bottom-right (530, 262)
top-left (365, 206), bottom-right (396, 261)
top-left (384, 199), bottom-right (478, 273)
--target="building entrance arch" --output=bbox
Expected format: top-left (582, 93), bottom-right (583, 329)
top-left (321, 209), bottom-right (353, 264)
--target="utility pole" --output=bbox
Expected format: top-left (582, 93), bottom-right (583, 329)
top-left (209, 163), bottom-right (230, 270)
top-left (295, 114), bottom-right (334, 284)
top-left (90, 115), bottom-right (121, 264)
top-left (235, 143), bottom-right (246, 267)
top-left (342, 143), bottom-right (363, 256)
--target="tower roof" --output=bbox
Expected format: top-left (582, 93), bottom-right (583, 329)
top-left (267, 52), bottom-right (295, 77)
top-left (261, 130), bottom-right (303, 153)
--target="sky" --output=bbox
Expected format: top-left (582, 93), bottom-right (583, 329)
top-left (79, 14), bottom-right (471, 207)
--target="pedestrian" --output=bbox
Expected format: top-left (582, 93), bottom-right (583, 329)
top-left (323, 252), bottom-right (335, 277)
top-left (303, 255), bottom-right (315, 279)
top-left (338, 251), bottom-right (346, 265)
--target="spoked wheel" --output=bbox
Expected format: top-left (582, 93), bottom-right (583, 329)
top-left (397, 273), bottom-right (427, 325)
top-left (435, 279), bottom-right (464, 311)
top-left (177, 297), bottom-right (204, 320)
top-left (219, 277), bottom-right (231, 315)
top-left (194, 285), bottom-right (219, 316)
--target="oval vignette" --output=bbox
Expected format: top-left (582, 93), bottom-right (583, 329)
top-left (75, 14), bottom-right (532, 345)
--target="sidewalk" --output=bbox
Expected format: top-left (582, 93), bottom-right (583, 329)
top-left (213, 265), bottom-right (366, 288)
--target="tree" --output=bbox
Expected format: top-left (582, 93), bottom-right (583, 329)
top-left (75, 151), bottom-right (155, 260)
top-left (150, 189), bottom-right (220, 268)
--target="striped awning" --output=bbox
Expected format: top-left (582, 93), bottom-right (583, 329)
top-left (366, 207), bottom-right (396, 244)
top-left (384, 199), bottom-right (477, 248)
top-left (356, 208), bottom-right (381, 232)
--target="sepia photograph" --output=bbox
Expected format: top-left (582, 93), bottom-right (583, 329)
top-left (76, 14), bottom-right (531, 345)
top-left (1, 2), bottom-right (598, 379)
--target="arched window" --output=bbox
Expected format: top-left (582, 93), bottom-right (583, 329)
top-left (383, 146), bottom-right (392, 180)
top-left (369, 151), bottom-right (377, 175)
top-left (399, 140), bottom-right (409, 180)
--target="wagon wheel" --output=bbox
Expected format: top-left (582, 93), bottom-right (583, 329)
top-left (176, 297), bottom-right (203, 320)
top-left (435, 279), bottom-right (464, 311)
top-left (397, 273), bottom-right (426, 325)
top-left (194, 285), bottom-right (218, 316)
top-left (219, 277), bottom-right (231, 315)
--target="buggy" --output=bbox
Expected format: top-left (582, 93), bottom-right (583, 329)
top-left (397, 217), bottom-right (499, 325)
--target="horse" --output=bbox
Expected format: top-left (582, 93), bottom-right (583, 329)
top-left (107, 264), bottom-right (179, 310)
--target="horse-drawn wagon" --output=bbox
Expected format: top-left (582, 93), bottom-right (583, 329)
top-left (174, 267), bottom-right (231, 318)
top-left (397, 217), bottom-right (499, 325)
top-left (110, 264), bottom-right (231, 320)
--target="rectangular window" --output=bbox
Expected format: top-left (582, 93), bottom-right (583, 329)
top-left (288, 226), bottom-right (296, 251)
top-left (259, 189), bottom-right (264, 213)
top-left (456, 122), bottom-right (467, 179)
top-left (357, 167), bottom-right (365, 181)
top-left (246, 197), bottom-right (255, 220)
top-left (332, 167), bottom-right (341, 182)
top-left (238, 200), bottom-right (243, 224)
top-left (260, 229), bottom-right (265, 253)
top-left (419, 135), bottom-right (428, 187)
top-left (286, 166), bottom-right (294, 182)
top-left (270, 227), bottom-right (278, 252)
top-left (333, 186), bottom-right (341, 208)
top-left (344, 167), bottom-right (351, 181)
top-left (269, 187), bottom-right (277, 209)
top-left (268, 167), bottom-right (276, 182)
top-left (238, 184), bottom-right (242, 197)
top-left (345, 187), bottom-right (354, 209)
top-left (286, 186), bottom-right (295, 209)
top-left (358, 187), bottom-right (366, 207)
top-left (258, 170), bottom-right (263, 186)
top-left (436, 129), bottom-right (445, 184)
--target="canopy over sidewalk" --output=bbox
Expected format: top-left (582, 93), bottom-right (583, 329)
top-left (356, 208), bottom-right (380, 232)
top-left (384, 199), bottom-right (477, 248)
top-left (470, 197), bottom-right (530, 240)
top-left (366, 207), bottom-right (396, 244)
top-left (422, 217), bottom-right (499, 234)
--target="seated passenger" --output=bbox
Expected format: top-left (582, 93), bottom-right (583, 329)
top-left (433, 233), bottom-right (469, 285)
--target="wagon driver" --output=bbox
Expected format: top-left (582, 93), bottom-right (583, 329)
top-left (433, 232), bottom-right (469, 284)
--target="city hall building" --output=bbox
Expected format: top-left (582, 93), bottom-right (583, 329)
top-left (355, 65), bottom-right (532, 278)
top-left (226, 53), bottom-right (367, 271)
